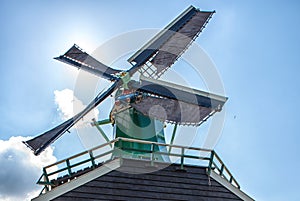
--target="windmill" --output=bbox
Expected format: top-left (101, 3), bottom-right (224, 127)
top-left (28, 6), bottom-right (255, 201)
top-left (24, 6), bottom-right (227, 159)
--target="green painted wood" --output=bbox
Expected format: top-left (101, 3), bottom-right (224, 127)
top-left (114, 108), bottom-right (169, 161)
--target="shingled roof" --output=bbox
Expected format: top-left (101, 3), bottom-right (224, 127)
top-left (32, 158), bottom-right (253, 201)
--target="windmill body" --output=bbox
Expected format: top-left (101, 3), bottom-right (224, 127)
top-left (111, 81), bottom-right (167, 155)
top-left (114, 107), bottom-right (168, 161)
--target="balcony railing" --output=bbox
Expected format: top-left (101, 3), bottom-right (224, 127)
top-left (37, 137), bottom-right (240, 194)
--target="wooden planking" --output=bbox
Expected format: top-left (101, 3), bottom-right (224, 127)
top-left (106, 160), bottom-right (223, 187)
top-left (53, 187), bottom-right (239, 200)
top-left (53, 192), bottom-right (179, 201)
top-left (92, 176), bottom-right (230, 193)
top-left (105, 170), bottom-right (223, 187)
top-left (52, 159), bottom-right (243, 201)
top-left (54, 191), bottom-right (242, 201)
top-left (81, 181), bottom-right (239, 198)
top-left (115, 159), bottom-right (210, 179)
top-left (89, 178), bottom-right (230, 193)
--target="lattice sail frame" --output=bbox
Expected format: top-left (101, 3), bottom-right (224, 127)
top-left (55, 44), bottom-right (120, 80)
top-left (128, 7), bottom-right (214, 79)
top-left (130, 77), bottom-right (227, 126)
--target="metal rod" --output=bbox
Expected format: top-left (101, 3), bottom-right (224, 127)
top-left (92, 118), bottom-right (111, 126)
top-left (92, 119), bottom-right (112, 147)
top-left (169, 124), bottom-right (178, 153)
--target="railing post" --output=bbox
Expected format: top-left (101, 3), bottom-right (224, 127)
top-left (89, 151), bottom-right (96, 168)
top-left (236, 180), bottom-right (241, 189)
top-left (229, 176), bottom-right (233, 183)
top-left (220, 164), bottom-right (224, 176)
top-left (207, 150), bottom-right (215, 175)
top-left (43, 168), bottom-right (49, 192)
top-left (66, 159), bottom-right (72, 176)
top-left (150, 143), bottom-right (154, 166)
top-left (180, 147), bottom-right (185, 169)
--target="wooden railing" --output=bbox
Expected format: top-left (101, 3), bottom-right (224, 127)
top-left (37, 137), bottom-right (240, 194)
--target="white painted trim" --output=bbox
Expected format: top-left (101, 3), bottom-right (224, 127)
top-left (31, 158), bottom-right (121, 201)
top-left (210, 170), bottom-right (255, 201)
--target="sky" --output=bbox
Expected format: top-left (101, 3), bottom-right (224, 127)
top-left (0, 0), bottom-right (300, 200)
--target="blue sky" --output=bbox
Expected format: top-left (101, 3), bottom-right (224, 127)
top-left (1, 0), bottom-right (300, 200)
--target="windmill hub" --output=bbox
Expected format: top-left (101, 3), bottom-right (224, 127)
top-left (117, 71), bottom-right (131, 89)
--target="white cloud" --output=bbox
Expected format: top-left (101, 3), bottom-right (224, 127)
top-left (54, 89), bottom-right (99, 128)
top-left (0, 136), bottom-right (57, 201)
top-left (0, 89), bottom-right (98, 201)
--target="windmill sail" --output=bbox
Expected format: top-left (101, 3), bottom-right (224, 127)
top-left (130, 77), bottom-right (227, 126)
top-left (23, 81), bottom-right (120, 155)
top-left (24, 118), bottom-right (74, 155)
top-left (55, 44), bottom-right (120, 80)
top-left (128, 6), bottom-right (214, 79)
